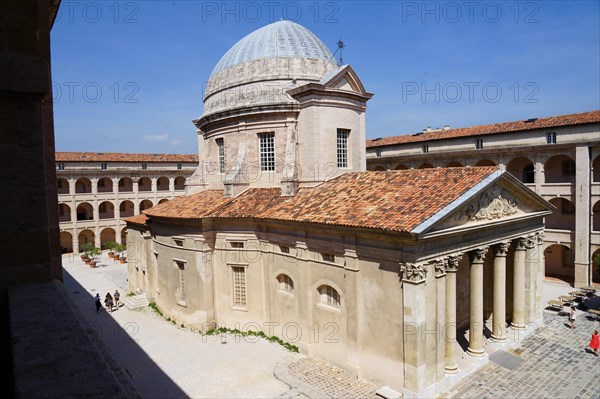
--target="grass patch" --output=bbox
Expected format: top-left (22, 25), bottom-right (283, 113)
top-left (126, 291), bottom-right (135, 297)
top-left (204, 327), bottom-right (299, 352)
top-left (148, 302), bottom-right (163, 317)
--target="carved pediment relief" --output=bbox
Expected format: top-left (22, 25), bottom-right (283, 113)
top-left (435, 185), bottom-right (531, 231)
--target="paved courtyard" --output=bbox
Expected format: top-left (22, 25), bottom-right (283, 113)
top-left (440, 290), bottom-right (600, 398)
top-left (62, 253), bottom-right (291, 398)
top-left (63, 253), bottom-right (600, 398)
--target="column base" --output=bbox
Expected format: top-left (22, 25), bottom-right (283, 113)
top-left (510, 322), bottom-right (527, 331)
top-left (445, 364), bottom-right (458, 374)
top-left (467, 347), bottom-right (485, 357)
top-left (490, 334), bottom-right (507, 343)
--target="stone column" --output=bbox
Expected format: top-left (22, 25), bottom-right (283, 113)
top-left (444, 254), bottom-right (462, 373)
top-left (468, 247), bottom-right (487, 357)
top-left (69, 178), bottom-right (75, 195)
top-left (433, 259), bottom-right (446, 382)
top-left (525, 236), bottom-right (538, 323)
top-left (401, 262), bottom-right (428, 394)
top-left (511, 238), bottom-right (527, 330)
top-left (536, 232), bottom-right (545, 318)
top-left (574, 145), bottom-right (591, 287)
top-left (491, 242), bottom-right (510, 342)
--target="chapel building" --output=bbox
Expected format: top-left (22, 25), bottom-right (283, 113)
top-left (125, 21), bottom-right (554, 396)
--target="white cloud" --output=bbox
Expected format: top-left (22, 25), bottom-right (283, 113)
top-left (144, 134), bottom-right (168, 142)
top-left (170, 139), bottom-right (184, 145)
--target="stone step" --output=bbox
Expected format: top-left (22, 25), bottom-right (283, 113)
top-left (122, 293), bottom-right (149, 310)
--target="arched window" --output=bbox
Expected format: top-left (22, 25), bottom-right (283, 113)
top-left (277, 274), bottom-right (294, 293)
top-left (318, 285), bottom-right (340, 307)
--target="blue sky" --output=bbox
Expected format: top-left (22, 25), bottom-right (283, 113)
top-left (51, 1), bottom-right (600, 153)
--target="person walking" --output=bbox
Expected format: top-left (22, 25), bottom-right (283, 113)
top-left (589, 330), bottom-right (600, 356)
top-left (105, 292), bottom-right (114, 313)
top-left (94, 293), bottom-right (102, 313)
top-left (569, 306), bottom-right (576, 329)
top-left (113, 290), bottom-right (120, 310)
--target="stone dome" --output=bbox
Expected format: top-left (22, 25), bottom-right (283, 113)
top-left (210, 20), bottom-right (334, 76)
top-left (202, 20), bottom-right (339, 118)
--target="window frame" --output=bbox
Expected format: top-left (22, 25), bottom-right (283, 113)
top-left (230, 264), bottom-right (248, 309)
top-left (141, 163), bottom-right (147, 170)
top-left (100, 163), bottom-right (108, 170)
top-left (57, 162), bottom-right (65, 170)
top-left (546, 132), bottom-right (557, 144)
top-left (258, 133), bottom-right (275, 172)
top-left (336, 128), bottom-right (350, 168)
top-left (216, 138), bottom-right (225, 173)
top-left (422, 144), bottom-right (429, 154)
top-left (174, 259), bottom-right (187, 307)
top-left (318, 284), bottom-right (341, 309)
top-left (276, 274), bottom-right (294, 295)
top-left (475, 139), bottom-right (484, 149)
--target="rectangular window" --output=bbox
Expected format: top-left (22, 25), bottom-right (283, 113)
top-left (230, 241), bottom-right (244, 249)
top-left (101, 163), bottom-right (107, 170)
top-left (546, 132), bottom-right (556, 144)
top-left (279, 245), bottom-right (290, 254)
top-left (175, 260), bottom-right (187, 306)
top-left (337, 129), bottom-right (349, 168)
top-left (259, 133), bottom-right (275, 171)
top-left (475, 139), bottom-right (484, 149)
top-left (375, 149), bottom-right (382, 158)
top-left (422, 144), bottom-right (429, 154)
top-left (141, 163), bottom-right (147, 170)
top-left (177, 163), bottom-right (182, 170)
top-left (321, 253), bottom-right (335, 263)
top-left (216, 138), bottom-right (225, 173)
top-left (57, 163), bottom-right (65, 170)
top-left (174, 239), bottom-right (183, 247)
top-left (231, 266), bottom-right (246, 307)
top-left (562, 160), bottom-right (576, 176)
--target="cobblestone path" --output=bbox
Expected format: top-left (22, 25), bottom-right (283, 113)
top-left (441, 309), bottom-right (600, 398)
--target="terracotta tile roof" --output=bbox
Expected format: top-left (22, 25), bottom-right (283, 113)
top-left (212, 188), bottom-right (287, 218)
top-left (55, 152), bottom-right (198, 163)
top-left (122, 214), bottom-right (149, 226)
top-left (137, 167), bottom-right (498, 233)
top-left (143, 190), bottom-right (229, 219)
top-left (366, 110), bottom-right (600, 148)
top-left (261, 167), bottom-right (497, 232)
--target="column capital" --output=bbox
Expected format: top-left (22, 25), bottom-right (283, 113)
top-left (495, 242), bottom-right (510, 257)
top-left (525, 236), bottom-right (536, 249)
top-left (401, 262), bottom-right (427, 283)
top-left (515, 237), bottom-right (527, 251)
top-left (536, 232), bottom-right (545, 245)
top-left (445, 253), bottom-right (463, 273)
top-left (430, 258), bottom-right (447, 277)
top-left (469, 247), bottom-right (488, 264)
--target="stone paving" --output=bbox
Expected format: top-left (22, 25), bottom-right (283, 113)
top-left (64, 253), bottom-right (600, 398)
top-left (440, 303), bottom-right (600, 398)
top-left (275, 355), bottom-right (378, 399)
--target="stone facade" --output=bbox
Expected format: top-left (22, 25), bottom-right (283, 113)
top-left (56, 153), bottom-right (197, 253)
top-left (126, 20), bottom-right (556, 396)
top-left (366, 113), bottom-right (600, 287)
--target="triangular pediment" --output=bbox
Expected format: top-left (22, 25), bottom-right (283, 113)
top-left (411, 170), bottom-right (555, 236)
top-left (319, 65), bottom-right (367, 95)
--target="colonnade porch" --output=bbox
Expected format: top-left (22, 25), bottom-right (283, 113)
top-left (401, 231), bottom-right (545, 395)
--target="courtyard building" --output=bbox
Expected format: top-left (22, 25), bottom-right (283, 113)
top-left (365, 111), bottom-right (600, 288)
top-left (125, 20), bottom-right (555, 396)
top-left (56, 152), bottom-right (197, 253)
